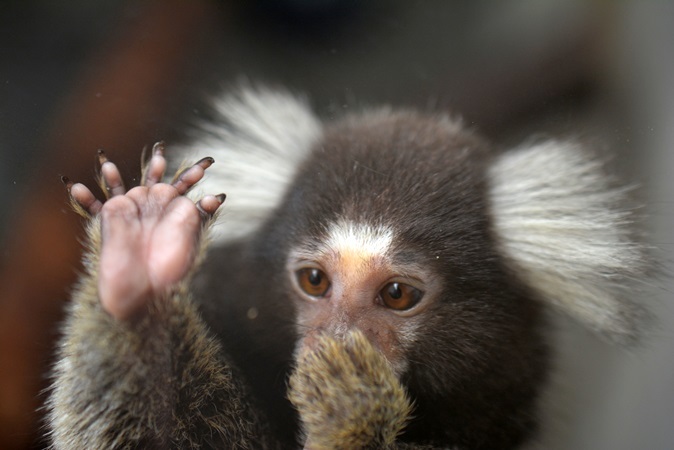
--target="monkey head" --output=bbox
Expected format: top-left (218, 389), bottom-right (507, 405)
top-left (260, 106), bottom-right (647, 445)
top-left (186, 89), bottom-right (649, 447)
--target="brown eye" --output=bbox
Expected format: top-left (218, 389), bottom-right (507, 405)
top-left (379, 282), bottom-right (424, 311)
top-left (296, 268), bottom-right (331, 297)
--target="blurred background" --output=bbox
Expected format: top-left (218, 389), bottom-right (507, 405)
top-left (0, 1), bottom-right (672, 448)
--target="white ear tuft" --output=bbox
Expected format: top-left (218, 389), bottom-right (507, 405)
top-left (177, 87), bottom-right (322, 243)
top-left (488, 141), bottom-right (650, 343)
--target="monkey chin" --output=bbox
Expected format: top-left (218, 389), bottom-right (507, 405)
top-left (289, 330), bottom-right (413, 450)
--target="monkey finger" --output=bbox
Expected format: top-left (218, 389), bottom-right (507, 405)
top-left (68, 180), bottom-right (103, 215)
top-left (142, 141), bottom-right (167, 187)
top-left (98, 150), bottom-right (126, 197)
top-left (195, 193), bottom-right (226, 219)
top-left (172, 157), bottom-right (214, 195)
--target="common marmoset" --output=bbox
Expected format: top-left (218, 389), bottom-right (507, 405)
top-left (47, 88), bottom-right (649, 449)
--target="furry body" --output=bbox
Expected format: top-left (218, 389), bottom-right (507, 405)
top-left (48, 88), bottom-right (649, 449)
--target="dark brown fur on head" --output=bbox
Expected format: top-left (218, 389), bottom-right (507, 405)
top-left (265, 111), bottom-right (550, 448)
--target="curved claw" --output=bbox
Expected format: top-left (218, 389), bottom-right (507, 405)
top-left (61, 175), bottom-right (73, 191)
top-left (172, 157), bottom-right (214, 195)
top-left (142, 141), bottom-right (167, 187)
top-left (98, 149), bottom-right (126, 197)
top-left (63, 176), bottom-right (103, 216)
top-left (195, 193), bottom-right (226, 219)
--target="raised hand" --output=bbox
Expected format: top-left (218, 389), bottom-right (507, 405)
top-left (63, 142), bottom-right (224, 320)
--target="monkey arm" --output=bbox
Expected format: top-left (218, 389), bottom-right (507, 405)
top-left (289, 331), bottom-right (451, 450)
top-left (49, 220), bottom-right (267, 449)
top-left (47, 217), bottom-right (276, 449)
top-left (48, 148), bottom-right (278, 449)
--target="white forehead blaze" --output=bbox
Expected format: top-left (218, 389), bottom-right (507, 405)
top-left (322, 220), bottom-right (394, 263)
